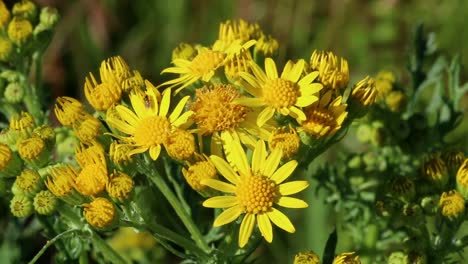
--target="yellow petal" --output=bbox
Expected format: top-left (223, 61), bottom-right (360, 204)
top-left (270, 160), bottom-right (298, 184)
top-left (130, 92), bottom-right (147, 119)
top-left (249, 61), bottom-right (267, 83)
top-left (233, 97), bottom-right (265, 107)
top-left (159, 89), bottom-right (171, 117)
top-left (276, 197), bottom-right (308, 208)
top-left (210, 155), bottom-right (239, 185)
top-left (201, 178), bottom-right (236, 193)
top-left (203, 196), bottom-right (238, 208)
top-left (264, 58), bottom-right (278, 79)
top-left (115, 105), bottom-right (139, 127)
top-left (239, 214), bottom-right (255, 248)
top-left (252, 140), bottom-right (266, 174)
top-left (172, 111), bottom-right (193, 127)
top-left (213, 205), bottom-right (243, 227)
top-left (262, 148), bottom-right (282, 177)
top-left (300, 83), bottom-right (323, 96)
top-left (298, 71), bottom-right (319, 86)
top-left (295, 95), bottom-right (318, 107)
top-left (257, 107), bottom-right (275, 127)
top-left (285, 59), bottom-right (304, 83)
top-left (257, 214), bottom-right (273, 243)
top-left (230, 139), bottom-right (250, 177)
top-left (278, 181), bottom-right (309, 195)
top-left (169, 95), bottom-right (190, 123)
top-left (289, 106), bottom-right (306, 121)
top-left (267, 208), bottom-right (295, 233)
top-left (149, 145), bottom-right (162, 160)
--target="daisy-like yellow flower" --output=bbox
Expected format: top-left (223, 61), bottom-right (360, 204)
top-left (238, 58), bottom-right (323, 127)
top-left (299, 90), bottom-right (348, 138)
top-left (212, 19), bottom-right (261, 52)
top-left (202, 140), bottom-right (309, 247)
top-left (106, 85), bottom-right (192, 160)
top-left (160, 40), bottom-right (255, 93)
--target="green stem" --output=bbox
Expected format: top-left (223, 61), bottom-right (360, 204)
top-left (147, 171), bottom-right (211, 253)
top-left (91, 231), bottom-right (127, 264)
top-left (28, 229), bottom-right (79, 264)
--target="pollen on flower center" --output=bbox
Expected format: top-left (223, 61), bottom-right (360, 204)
top-left (263, 78), bottom-right (299, 108)
top-left (236, 175), bottom-right (277, 214)
top-left (134, 116), bottom-right (170, 147)
top-left (190, 50), bottom-right (226, 75)
top-left (191, 85), bottom-right (248, 134)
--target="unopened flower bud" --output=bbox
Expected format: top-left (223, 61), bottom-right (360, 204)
top-left (164, 129), bottom-right (195, 160)
top-left (0, 36), bottom-right (13, 61)
top-left (106, 171), bottom-right (134, 203)
top-left (439, 190), bottom-right (465, 221)
top-left (332, 252), bottom-right (361, 264)
top-left (12, 0), bottom-right (37, 20)
top-left (385, 90), bottom-right (406, 112)
top-left (33, 190), bottom-right (58, 215)
top-left (293, 251), bottom-right (320, 264)
top-left (349, 76), bottom-right (377, 117)
top-left (0, 143), bottom-right (23, 178)
top-left (0, 1), bottom-right (10, 29)
top-left (12, 169), bottom-right (42, 196)
top-left (456, 158), bottom-right (468, 199)
top-left (8, 16), bottom-right (33, 45)
top-left (420, 195), bottom-right (438, 215)
top-left (10, 195), bottom-right (34, 218)
top-left (172, 42), bottom-right (197, 61)
top-left (389, 176), bottom-right (415, 202)
top-left (183, 155), bottom-right (217, 192)
top-left (83, 197), bottom-right (116, 229)
top-left (421, 155), bottom-right (448, 188)
top-left (4, 82), bottom-right (24, 103)
top-left (17, 136), bottom-right (49, 167)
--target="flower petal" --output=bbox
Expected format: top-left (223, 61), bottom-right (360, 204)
top-left (257, 107), bottom-right (275, 127)
top-left (239, 214), bottom-right (256, 248)
top-left (159, 89), bottom-right (171, 117)
top-left (169, 95), bottom-right (190, 123)
top-left (295, 95), bottom-right (318, 107)
top-left (201, 178), bottom-right (236, 193)
top-left (298, 71), bottom-right (319, 86)
top-left (210, 155), bottom-right (239, 185)
top-left (267, 208), bottom-right (295, 233)
top-left (262, 148), bottom-right (282, 177)
top-left (264, 58), bottom-right (278, 79)
top-left (252, 140), bottom-right (267, 174)
top-left (203, 196), bottom-right (238, 208)
top-left (278, 181), bottom-right (309, 195)
top-left (270, 160), bottom-right (298, 184)
top-left (230, 139), bottom-right (250, 177)
top-left (289, 106), bottom-right (306, 121)
top-left (233, 97), bottom-right (265, 107)
top-left (213, 205), bottom-right (243, 227)
top-left (257, 214), bottom-right (273, 243)
top-left (276, 196), bottom-right (308, 208)
top-left (149, 145), bottom-right (161, 160)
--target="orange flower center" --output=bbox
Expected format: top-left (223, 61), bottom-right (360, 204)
top-left (236, 175), bottom-right (277, 214)
top-left (263, 78), bottom-right (299, 108)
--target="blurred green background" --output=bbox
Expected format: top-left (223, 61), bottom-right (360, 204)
top-left (28, 0), bottom-right (468, 262)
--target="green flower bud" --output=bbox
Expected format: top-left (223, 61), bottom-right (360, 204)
top-left (12, 169), bottom-right (42, 196)
top-left (294, 251), bottom-right (320, 264)
top-left (10, 195), bottom-right (34, 218)
top-left (420, 195), bottom-right (438, 215)
top-left (0, 36), bottom-right (13, 61)
top-left (356, 124), bottom-right (372, 143)
top-left (388, 176), bottom-right (415, 202)
top-left (33, 190), bottom-right (58, 215)
top-left (12, 0), bottom-right (37, 21)
top-left (347, 155), bottom-right (362, 169)
top-left (385, 90), bottom-right (406, 112)
top-left (0, 70), bottom-right (23, 82)
top-left (388, 251), bottom-right (406, 264)
top-left (405, 251), bottom-right (427, 264)
top-left (4, 82), bottom-right (24, 103)
top-left (442, 150), bottom-right (465, 174)
top-left (39, 7), bottom-right (58, 28)
top-left (32, 125), bottom-right (56, 147)
top-left (0, 128), bottom-right (21, 147)
top-left (421, 155), bottom-right (448, 188)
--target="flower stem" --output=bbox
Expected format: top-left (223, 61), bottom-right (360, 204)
top-left (28, 229), bottom-right (79, 264)
top-left (90, 231), bottom-right (127, 264)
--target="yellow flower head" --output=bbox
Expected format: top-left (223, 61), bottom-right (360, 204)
top-left (83, 197), bottom-right (115, 228)
top-left (213, 19), bottom-right (260, 51)
top-left (161, 41), bottom-right (255, 93)
top-left (238, 58), bottom-right (323, 127)
top-left (84, 71), bottom-right (122, 111)
top-left (46, 164), bottom-right (78, 198)
top-left (74, 144), bottom-right (108, 196)
top-left (300, 91), bottom-right (348, 138)
top-left (10, 111), bottom-right (35, 135)
top-left (17, 136), bottom-right (45, 161)
top-left (12, 0), bottom-right (36, 19)
top-left (99, 56), bottom-right (132, 86)
top-left (202, 140), bottom-right (309, 247)
top-left (8, 16), bottom-right (33, 44)
top-left (10, 195), bottom-right (33, 218)
top-left (73, 115), bottom-right (101, 144)
top-left (421, 155), bottom-right (448, 187)
top-left (310, 50), bottom-right (349, 91)
top-left (122, 70), bottom-right (145, 92)
top-left (456, 158), bottom-right (468, 197)
top-left (224, 48), bottom-right (253, 83)
top-left (172, 42), bottom-right (198, 61)
top-left (293, 251), bottom-right (320, 264)
top-left (385, 90), bottom-right (406, 112)
top-left (0, 36), bottom-right (12, 61)
top-left (109, 141), bottom-right (133, 165)
top-left (350, 76), bottom-right (377, 108)
top-left (332, 252), bottom-right (361, 264)
top-left (255, 34), bottom-right (279, 57)
top-left (0, 1), bottom-right (10, 28)
top-left (269, 125), bottom-right (300, 159)
top-left (32, 125), bottom-right (55, 144)
top-left (375, 70), bottom-right (396, 100)
top-left (0, 143), bottom-right (12, 171)
top-left (106, 86), bottom-right (192, 161)
top-left (439, 190), bottom-right (465, 220)
top-left (54, 96), bottom-right (87, 127)
top-left (33, 190), bottom-right (58, 215)
top-left (182, 154), bottom-right (217, 191)
top-left (164, 129), bottom-right (195, 161)
top-left (13, 169), bottom-right (42, 195)
top-left (106, 171), bottom-right (134, 202)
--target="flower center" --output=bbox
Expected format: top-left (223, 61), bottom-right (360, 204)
top-left (164, 129), bottom-right (195, 160)
top-left (302, 108), bottom-right (337, 137)
top-left (107, 171), bottom-right (134, 200)
top-left (134, 116), bottom-right (170, 148)
top-left (191, 85), bottom-right (248, 134)
top-left (263, 78), bottom-right (299, 108)
top-left (236, 174), bottom-right (277, 214)
top-left (190, 50), bottom-right (226, 75)
top-left (84, 198), bottom-right (115, 228)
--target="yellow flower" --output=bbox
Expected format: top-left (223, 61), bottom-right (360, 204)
top-left (12, 0), bottom-right (36, 19)
top-left (74, 143), bottom-right (108, 196)
top-left (109, 141), bottom-right (133, 165)
top-left (0, 143), bottom-right (22, 177)
top-left (268, 125), bottom-right (300, 159)
top-left (294, 251), bottom-right (320, 264)
top-left (106, 87), bottom-right (192, 160)
top-left (84, 71), bottom-right (122, 111)
top-left (106, 171), bottom-right (134, 202)
top-left (300, 91), bottom-right (348, 138)
top-left (45, 164), bottom-right (78, 198)
top-left (83, 197), bottom-right (116, 228)
top-left (8, 16), bottom-right (33, 44)
top-left (202, 140), bottom-right (309, 247)
top-left (172, 42), bottom-right (198, 61)
top-left (0, 36), bottom-right (12, 61)
top-left (17, 136), bottom-right (47, 166)
top-left (224, 48), bottom-right (253, 83)
top-left (0, 1), bottom-right (10, 28)
top-left (182, 154), bottom-right (217, 191)
top-left (310, 50), bottom-right (349, 91)
top-left (375, 70), bottom-right (396, 101)
top-left (332, 252), bottom-right (361, 264)
top-left (213, 19), bottom-right (260, 52)
top-left (10, 111), bottom-right (35, 135)
top-left (73, 115), bottom-right (102, 144)
top-left (439, 190), bottom-right (465, 220)
top-left (160, 41), bottom-right (255, 93)
top-left (456, 158), bottom-right (468, 198)
top-left (54, 96), bottom-right (87, 127)
top-left (238, 58), bottom-right (323, 127)
top-left (10, 195), bottom-right (33, 218)
top-left (12, 169), bottom-right (42, 196)
top-left (422, 155), bottom-right (448, 187)
top-left (255, 33), bottom-right (279, 57)
top-left (350, 76), bottom-right (377, 108)
top-left (0, 143), bottom-right (12, 172)
top-left (385, 90), bottom-right (406, 112)
top-left (33, 190), bottom-right (58, 215)
top-left (164, 129), bottom-right (195, 160)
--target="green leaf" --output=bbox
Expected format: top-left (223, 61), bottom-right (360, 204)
top-left (322, 229), bottom-right (338, 264)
